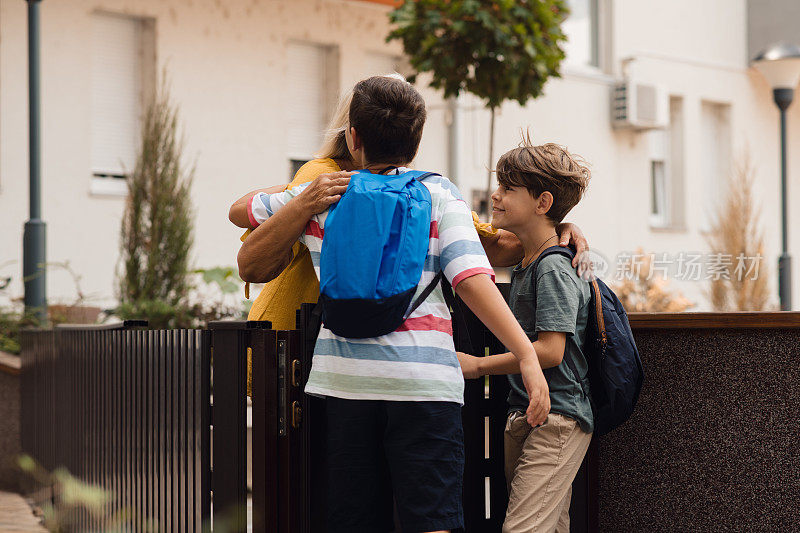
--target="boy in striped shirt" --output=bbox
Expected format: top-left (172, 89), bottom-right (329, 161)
top-left (248, 76), bottom-right (548, 533)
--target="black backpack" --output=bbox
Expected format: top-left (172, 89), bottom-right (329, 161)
top-left (532, 246), bottom-right (644, 436)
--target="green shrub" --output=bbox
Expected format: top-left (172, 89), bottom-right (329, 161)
top-left (117, 75), bottom-right (194, 328)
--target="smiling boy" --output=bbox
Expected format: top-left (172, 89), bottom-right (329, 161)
top-left (458, 141), bottom-right (593, 532)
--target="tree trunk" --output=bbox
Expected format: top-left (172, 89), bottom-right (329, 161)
top-left (485, 106), bottom-right (496, 217)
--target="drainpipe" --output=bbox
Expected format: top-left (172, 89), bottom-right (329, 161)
top-left (23, 0), bottom-right (47, 323)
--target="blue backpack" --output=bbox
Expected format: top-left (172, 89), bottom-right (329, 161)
top-left (317, 169), bottom-right (442, 339)
top-left (532, 246), bottom-right (644, 436)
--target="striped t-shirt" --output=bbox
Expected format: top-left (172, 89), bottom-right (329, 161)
top-left (248, 168), bottom-right (494, 404)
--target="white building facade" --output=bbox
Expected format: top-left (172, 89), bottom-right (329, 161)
top-left (1, 0), bottom-right (798, 311)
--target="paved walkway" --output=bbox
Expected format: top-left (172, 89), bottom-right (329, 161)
top-left (0, 491), bottom-right (46, 532)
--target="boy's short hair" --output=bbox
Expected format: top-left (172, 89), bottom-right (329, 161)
top-left (496, 139), bottom-right (590, 224)
top-left (349, 76), bottom-right (426, 164)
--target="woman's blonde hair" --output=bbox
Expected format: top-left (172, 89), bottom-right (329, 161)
top-left (316, 72), bottom-right (408, 161)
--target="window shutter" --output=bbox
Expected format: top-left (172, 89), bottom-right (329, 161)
top-left (286, 43), bottom-right (328, 160)
top-left (91, 13), bottom-right (142, 177)
top-left (361, 53), bottom-right (400, 78)
top-left (562, 0), bottom-right (599, 67)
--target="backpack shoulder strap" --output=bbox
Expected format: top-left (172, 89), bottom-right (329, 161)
top-left (530, 245), bottom-right (588, 388)
top-left (396, 170), bottom-right (441, 182)
top-left (529, 245), bottom-right (577, 322)
top-left (441, 277), bottom-right (477, 355)
top-left (401, 272), bottom-right (477, 354)
top-left (404, 271), bottom-right (443, 320)
top-left (530, 245), bottom-right (576, 276)
top-left (414, 171), bottom-right (441, 181)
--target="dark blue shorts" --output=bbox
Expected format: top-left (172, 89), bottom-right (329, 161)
top-left (326, 397), bottom-right (464, 533)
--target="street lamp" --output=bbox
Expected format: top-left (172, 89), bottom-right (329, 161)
top-left (752, 42), bottom-right (800, 311)
top-left (24, 0), bottom-right (46, 323)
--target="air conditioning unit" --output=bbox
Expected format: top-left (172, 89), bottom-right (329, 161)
top-left (612, 81), bottom-right (669, 130)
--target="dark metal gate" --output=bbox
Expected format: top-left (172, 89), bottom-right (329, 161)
top-left (20, 292), bottom-right (595, 532)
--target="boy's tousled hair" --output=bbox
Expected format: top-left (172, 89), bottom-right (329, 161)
top-left (496, 136), bottom-right (590, 224)
top-left (349, 75), bottom-right (426, 164)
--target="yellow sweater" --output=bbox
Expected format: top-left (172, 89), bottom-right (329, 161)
top-left (242, 158), bottom-right (340, 395)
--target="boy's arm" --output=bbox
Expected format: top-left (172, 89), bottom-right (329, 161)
top-left (229, 184), bottom-right (286, 228)
top-left (237, 172), bottom-right (352, 282)
top-left (459, 264), bottom-right (579, 379)
top-left (454, 273), bottom-right (550, 427)
top-left (457, 332), bottom-right (566, 378)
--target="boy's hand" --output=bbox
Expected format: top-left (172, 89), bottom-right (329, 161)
top-left (519, 358), bottom-right (550, 427)
top-left (555, 222), bottom-right (593, 279)
top-left (298, 171), bottom-right (354, 215)
top-left (456, 352), bottom-right (482, 379)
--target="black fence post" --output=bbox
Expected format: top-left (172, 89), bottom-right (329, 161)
top-left (251, 328), bottom-right (278, 533)
top-left (250, 305), bottom-right (323, 533)
top-left (209, 320), bottom-right (270, 533)
top-left (199, 329), bottom-right (212, 531)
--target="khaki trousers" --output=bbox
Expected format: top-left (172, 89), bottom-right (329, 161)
top-left (502, 412), bottom-right (592, 533)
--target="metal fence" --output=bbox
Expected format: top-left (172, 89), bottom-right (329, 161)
top-left (21, 323), bottom-right (211, 532)
top-left (210, 301), bottom-right (595, 532)
top-left (20, 292), bottom-right (595, 532)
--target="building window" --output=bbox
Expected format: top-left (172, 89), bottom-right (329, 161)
top-left (361, 52), bottom-right (402, 79)
top-left (290, 159), bottom-right (309, 178)
top-left (648, 97), bottom-right (685, 230)
top-left (650, 161), bottom-right (668, 225)
top-left (90, 12), bottom-right (153, 195)
top-left (286, 42), bottom-right (338, 178)
top-left (562, 0), bottom-right (599, 68)
top-left (648, 128), bottom-right (669, 227)
top-left (471, 189), bottom-right (491, 218)
top-left (700, 102), bottom-right (732, 229)
top-left (668, 97), bottom-right (685, 228)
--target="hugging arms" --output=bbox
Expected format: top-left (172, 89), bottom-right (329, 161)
top-left (230, 171), bottom-right (590, 282)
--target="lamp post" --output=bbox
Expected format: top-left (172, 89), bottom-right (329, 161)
top-left (24, 0), bottom-right (46, 323)
top-left (753, 42), bottom-right (800, 311)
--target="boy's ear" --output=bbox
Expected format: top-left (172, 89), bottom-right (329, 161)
top-left (536, 191), bottom-right (554, 215)
top-left (350, 126), bottom-right (363, 152)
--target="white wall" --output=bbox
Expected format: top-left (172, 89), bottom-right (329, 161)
top-left (451, 0), bottom-right (800, 309)
top-left (1, 0), bottom-right (798, 310)
top-left (0, 0), bottom-right (423, 307)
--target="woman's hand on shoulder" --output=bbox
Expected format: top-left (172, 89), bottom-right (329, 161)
top-left (297, 171), bottom-right (355, 215)
top-left (555, 222), bottom-right (593, 279)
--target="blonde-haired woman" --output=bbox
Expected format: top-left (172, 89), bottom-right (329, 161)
top-left (229, 89), bottom-right (359, 323)
top-left (230, 73), bottom-right (411, 332)
top-left (230, 74), bottom-right (590, 392)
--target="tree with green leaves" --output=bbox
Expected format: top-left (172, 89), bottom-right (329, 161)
top-left (388, 0), bottom-right (570, 211)
top-left (117, 79), bottom-right (194, 329)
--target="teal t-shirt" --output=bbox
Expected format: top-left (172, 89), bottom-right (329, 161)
top-left (507, 253), bottom-right (594, 433)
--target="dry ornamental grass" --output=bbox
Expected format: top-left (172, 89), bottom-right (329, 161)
top-left (705, 155), bottom-right (771, 311)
